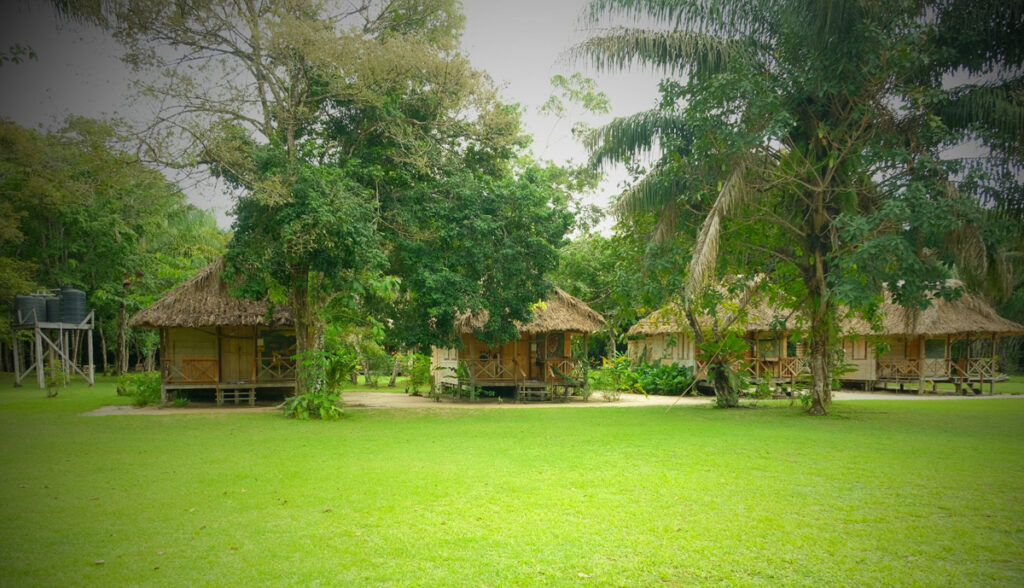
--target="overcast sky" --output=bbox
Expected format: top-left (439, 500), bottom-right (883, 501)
top-left (0, 1), bottom-right (660, 229)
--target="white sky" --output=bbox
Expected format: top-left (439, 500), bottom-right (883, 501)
top-left (0, 1), bottom-right (661, 229)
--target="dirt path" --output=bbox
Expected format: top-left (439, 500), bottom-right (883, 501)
top-left (81, 389), bottom-right (1018, 416)
top-left (81, 391), bottom-right (708, 415)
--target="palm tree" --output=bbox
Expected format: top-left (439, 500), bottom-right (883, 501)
top-left (576, 0), bottom-right (1023, 414)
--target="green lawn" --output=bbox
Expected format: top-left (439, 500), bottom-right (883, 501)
top-left (1, 376), bottom-right (1022, 586)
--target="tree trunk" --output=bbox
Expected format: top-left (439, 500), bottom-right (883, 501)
top-left (806, 228), bottom-right (832, 415)
top-left (388, 353), bottom-right (401, 387)
top-left (116, 304), bottom-right (129, 374)
top-left (807, 319), bottom-right (830, 415)
top-left (607, 332), bottom-right (617, 357)
top-left (99, 321), bottom-right (108, 375)
top-left (290, 265), bottom-right (325, 396)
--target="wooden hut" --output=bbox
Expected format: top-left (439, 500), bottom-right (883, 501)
top-left (627, 296), bottom-right (808, 385)
top-left (431, 289), bottom-right (606, 400)
top-left (841, 281), bottom-right (1024, 393)
top-left (130, 258), bottom-right (296, 405)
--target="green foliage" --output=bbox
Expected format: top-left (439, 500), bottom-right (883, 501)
top-left (279, 350), bottom-right (347, 420)
top-left (116, 372), bottom-right (162, 407)
top-left (0, 118), bottom-right (225, 368)
top-left (579, 0), bottom-right (1024, 415)
top-left (44, 365), bottom-right (69, 399)
top-left (405, 353), bottom-right (432, 396)
top-left (278, 389), bottom-right (344, 421)
top-left (591, 355), bottom-right (697, 396)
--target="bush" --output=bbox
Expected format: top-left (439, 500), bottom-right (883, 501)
top-left (279, 390), bottom-right (343, 420)
top-left (118, 372), bottom-right (162, 407)
top-left (590, 356), bottom-right (697, 396)
top-left (277, 351), bottom-right (346, 420)
top-left (405, 353), bottom-right (432, 395)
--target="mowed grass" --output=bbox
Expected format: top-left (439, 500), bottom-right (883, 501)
top-left (1, 376), bottom-right (1022, 586)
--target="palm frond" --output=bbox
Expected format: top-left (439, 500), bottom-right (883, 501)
top-left (941, 80), bottom-right (1024, 153)
top-left (686, 164), bottom-right (747, 299)
top-left (582, 0), bottom-right (769, 39)
top-left (570, 28), bottom-right (753, 77)
top-left (613, 162), bottom-right (688, 219)
top-left (585, 109), bottom-right (690, 169)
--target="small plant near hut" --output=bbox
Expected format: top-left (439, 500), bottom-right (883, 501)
top-left (405, 353), bottom-right (432, 396)
top-left (117, 372), bottom-right (162, 407)
top-left (278, 350), bottom-right (344, 420)
top-left (172, 392), bottom-right (190, 408)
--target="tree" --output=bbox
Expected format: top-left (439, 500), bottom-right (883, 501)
top-left (109, 0), bottom-right (571, 398)
top-left (577, 0), bottom-right (1022, 414)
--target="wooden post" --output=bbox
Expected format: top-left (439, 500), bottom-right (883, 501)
top-left (86, 326), bottom-right (94, 386)
top-left (990, 336), bottom-right (997, 395)
top-left (216, 327), bottom-right (223, 406)
top-left (918, 337), bottom-right (925, 394)
top-left (11, 329), bottom-right (22, 387)
top-left (35, 327), bottom-right (45, 389)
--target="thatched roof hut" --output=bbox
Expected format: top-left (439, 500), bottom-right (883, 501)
top-left (130, 257), bottom-right (293, 329)
top-left (456, 288), bottom-right (606, 335)
top-left (843, 281), bottom-right (1024, 337)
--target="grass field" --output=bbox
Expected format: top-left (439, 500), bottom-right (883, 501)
top-left (1, 376), bottom-right (1022, 586)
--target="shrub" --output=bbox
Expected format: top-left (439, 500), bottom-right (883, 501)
top-left (590, 356), bottom-right (697, 396)
top-left (279, 390), bottom-right (343, 420)
top-left (405, 353), bottom-right (432, 396)
top-left (279, 351), bottom-right (346, 420)
top-left (118, 372), bottom-right (162, 407)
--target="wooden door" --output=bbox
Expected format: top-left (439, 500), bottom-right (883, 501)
top-left (220, 327), bottom-right (255, 383)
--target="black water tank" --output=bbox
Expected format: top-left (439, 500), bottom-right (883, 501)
top-left (14, 295), bottom-right (35, 324)
top-left (45, 296), bottom-right (61, 323)
top-left (59, 286), bottom-right (87, 324)
top-left (14, 295), bottom-right (46, 325)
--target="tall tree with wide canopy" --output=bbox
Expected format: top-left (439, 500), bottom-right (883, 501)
top-left (107, 0), bottom-right (570, 397)
top-left (577, 0), bottom-right (1022, 414)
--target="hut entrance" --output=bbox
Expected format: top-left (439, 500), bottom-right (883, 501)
top-left (220, 327), bottom-right (255, 383)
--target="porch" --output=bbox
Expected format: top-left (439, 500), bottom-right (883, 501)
top-left (874, 357), bottom-right (1001, 394)
top-left (442, 357), bottom-right (590, 402)
top-left (160, 354), bottom-right (297, 406)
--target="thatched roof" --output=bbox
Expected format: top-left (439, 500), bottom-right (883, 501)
top-left (630, 280), bottom-right (1024, 338)
top-left (456, 288), bottom-right (606, 335)
top-left (843, 281), bottom-right (1024, 337)
top-left (130, 257), bottom-right (293, 329)
top-left (627, 299), bottom-right (797, 336)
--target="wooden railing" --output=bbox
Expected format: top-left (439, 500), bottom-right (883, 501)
top-left (877, 359), bottom-right (921, 379)
top-left (779, 357), bottom-right (809, 378)
top-left (950, 358), bottom-right (996, 380)
top-left (877, 358), bottom-right (953, 379)
top-left (161, 357), bottom-right (218, 384)
top-left (257, 355), bottom-right (296, 381)
top-left (461, 359), bottom-right (518, 383)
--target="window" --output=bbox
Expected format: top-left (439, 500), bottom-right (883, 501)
top-left (757, 337), bottom-right (780, 358)
top-left (677, 334), bottom-right (691, 360)
top-left (925, 339), bottom-right (947, 359)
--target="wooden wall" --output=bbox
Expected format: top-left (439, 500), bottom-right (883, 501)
top-left (626, 333), bottom-right (696, 367)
